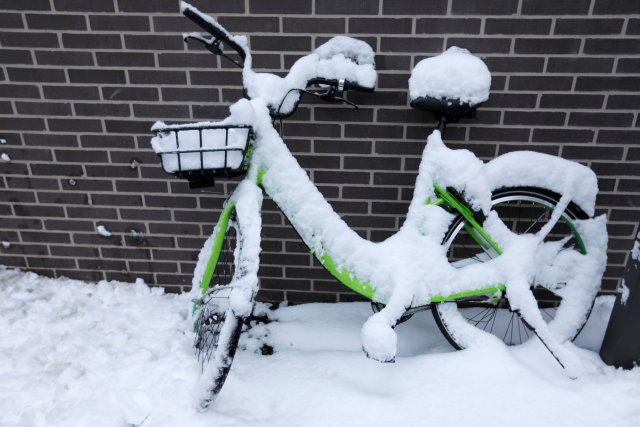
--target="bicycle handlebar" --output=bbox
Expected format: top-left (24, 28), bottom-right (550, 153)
top-left (307, 78), bottom-right (375, 93)
top-left (181, 1), bottom-right (246, 62)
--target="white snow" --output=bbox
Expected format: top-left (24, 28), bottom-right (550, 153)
top-left (243, 36), bottom-right (376, 116)
top-left (181, 2), bottom-right (238, 43)
top-left (0, 267), bottom-right (638, 427)
top-left (486, 151), bottom-right (598, 216)
top-left (96, 225), bottom-right (112, 237)
top-left (620, 280), bottom-right (630, 305)
top-left (409, 46), bottom-right (491, 105)
top-left (1, 152), bottom-right (10, 161)
top-left (151, 126), bottom-right (250, 173)
top-left (1, 241), bottom-right (10, 249)
top-left (632, 232), bottom-right (639, 261)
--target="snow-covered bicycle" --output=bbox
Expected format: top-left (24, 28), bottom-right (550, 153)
top-left (151, 2), bottom-right (607, 410)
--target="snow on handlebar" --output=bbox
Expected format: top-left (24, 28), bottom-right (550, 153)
top-left (180, 2), bottom-right (377, 117)
top-left (181, 1), bottom-right (248, 63)
top-left (243, 36), bottom-right (377, 116)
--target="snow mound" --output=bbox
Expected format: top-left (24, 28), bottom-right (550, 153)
top-left (1, 266), bottom-right (638, 427)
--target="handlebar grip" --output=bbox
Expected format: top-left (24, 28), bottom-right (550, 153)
top-left (181, 2), bottom-right (246, 61)
top-left (308, 78), bottom-right (374, 92)
top-left (343, 80), bottom-right (374, 92)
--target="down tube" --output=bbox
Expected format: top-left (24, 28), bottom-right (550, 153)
top-left (256, 167), bottom-right (378, 300)
top-left (198, 201), bottom-right (236, 296)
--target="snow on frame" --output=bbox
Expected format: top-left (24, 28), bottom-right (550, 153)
top-left (151, 30), bottom-right (606, 371)
top-left (1, 267), bottom-right (639, 427)
top-left (156, 1), bottom-right (608, 384)
top-left (246, 96), bottom-right (607, 366)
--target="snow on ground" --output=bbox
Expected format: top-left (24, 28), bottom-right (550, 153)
top-left (0, 266), bottom-right (638, 427)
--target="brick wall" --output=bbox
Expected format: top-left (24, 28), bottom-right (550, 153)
top-left (0, 0), bottom-right (638, 303)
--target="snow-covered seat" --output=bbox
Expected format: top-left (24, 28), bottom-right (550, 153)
top-left (408, 47), bottom-right (491, 121)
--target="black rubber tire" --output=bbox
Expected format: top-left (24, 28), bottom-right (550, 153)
top-left (432, 187), bottom-right (593, 350)
top-left (194, 214), bottom-right (246, 409)
top-left (370, 301), bottom-right (415, 325)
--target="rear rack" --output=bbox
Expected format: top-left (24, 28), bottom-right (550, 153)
top-left (152, 123), bottom-right (253, 188)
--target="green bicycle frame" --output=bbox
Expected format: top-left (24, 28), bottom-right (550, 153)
top-left (198, 173), bottom-right (505, 304)
top-left (198, 170), bottom-right (586, 307)
top-left (198, 201), bottom-right (235, 297)
top-left (313, 184), bottom-right (506, 304)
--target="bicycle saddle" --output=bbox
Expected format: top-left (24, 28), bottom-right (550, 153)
top-left (409, 47), bottom-right (490, 122)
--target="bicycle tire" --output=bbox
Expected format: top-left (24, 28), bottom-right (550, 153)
top-left (193, 211), bottom-right (246, 410)
top-left (432, 187), bottom-right (594, 350)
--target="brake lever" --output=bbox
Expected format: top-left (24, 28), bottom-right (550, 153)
top-left (317, 81), bottom-right (359, 109)
top-left (183, 32), bottom-right (224, 55)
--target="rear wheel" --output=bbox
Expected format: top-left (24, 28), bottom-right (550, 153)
top-left (432, 187), bottom-right (594, 350)
top-left (193, 212), bottom-right (248, 409)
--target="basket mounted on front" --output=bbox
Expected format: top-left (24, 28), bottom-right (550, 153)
top-left (151, 121), bottom-right (253, 189)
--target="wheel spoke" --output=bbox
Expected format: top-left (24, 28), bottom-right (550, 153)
top-left (523, 209), bottom-right (548, 234)
top-left (503, 313), bottom-right (514, 343)
top-left (466, 306), bottom-right (492, 323)
top-left (488, 309), bottom-right (498, 334)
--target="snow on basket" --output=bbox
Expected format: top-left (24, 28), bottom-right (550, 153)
top-left (151, 123), bottom-right (253, 177)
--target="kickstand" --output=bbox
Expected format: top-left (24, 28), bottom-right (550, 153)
top-left (523, 317), bottom-right (566, 370)
top-left (508, 285), bottom-right (580, 378)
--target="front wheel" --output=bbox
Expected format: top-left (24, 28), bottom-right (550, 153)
top-left (432, 187), bottom-right (594, 350)
top-left (193, 211), bottom-right (250, 410)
